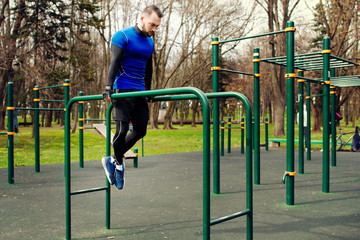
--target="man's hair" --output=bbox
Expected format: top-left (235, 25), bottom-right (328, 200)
top-left (143, 5), bottom-right (164, 18)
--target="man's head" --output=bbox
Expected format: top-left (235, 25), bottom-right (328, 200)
top-left (138, 5), bottom-right (163, 37)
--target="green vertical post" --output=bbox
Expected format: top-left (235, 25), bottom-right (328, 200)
top-left (142, 138), bottom-right (144, 157)
top-left (322, 37), bottom-right (331, 193)
top-left (79, 92), bottom-right (84, 168)
top-left (330, 69), bottom-right (336, 167)
top-left (134, 148), bottom-right (138, 168)
top-left (34, 86), bottom-right (40, 172)
top-left (306, 81), bottom-right (312, 160)
top-left (221, 121), bottom-right (225, 156)
top-left (212, 37), bottom-right (220, 194)
top-left (285, 21), bottom-right (295, 205)
top-left (241, 117), bottom-right (245, 154)
top-left (106, 103), bottom-right (112, 229)
top-left (253, 48), bottom-right (260, 185)
top-left (252, 117), bottom-right (254, 150)
top-left (298, 70), bottom-right (305, 174)
top-left (7, 82), bottom-right (14, 184)
top-left (265, 117), bottom-right (268, 151)
top-left (227, 117), bottom-right (231, 154)
top-left (64, 79), bottom-right (70, 176)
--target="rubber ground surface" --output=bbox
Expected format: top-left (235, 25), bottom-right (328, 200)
top-left (1, 148), bottom-right (359, 239)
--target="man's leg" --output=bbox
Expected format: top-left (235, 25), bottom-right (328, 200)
top-left (112, 120), bottom-right (130, 165)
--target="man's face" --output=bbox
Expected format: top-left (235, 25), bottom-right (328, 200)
top-left (140, 12), bottom-right (162, 37)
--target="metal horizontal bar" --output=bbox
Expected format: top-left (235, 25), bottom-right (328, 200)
top-left (38, 84), bottom-right (64, 90)
top-left (220, 69), bottom-right (254, 76)
top-left (296, 76), bottom-right (322, 83)
top-left (16, 107), bottom-right (64, 111)
top-left (71, 186), bottom-right (108, 196)
top-left (219, 30), bottom-right (285, 44)
top-left (0, 132), bottom-right (7, 135)
top-left (210, 210), bottom-right (251, 226)
top-left (40, 99), bottom-right (64, 102)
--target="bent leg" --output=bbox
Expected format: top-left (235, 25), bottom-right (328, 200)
top-left (113, 121), bottom-right (129, 165)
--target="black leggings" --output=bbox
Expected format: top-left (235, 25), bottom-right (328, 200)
top-left (112, 120), bottom-right (147, 165)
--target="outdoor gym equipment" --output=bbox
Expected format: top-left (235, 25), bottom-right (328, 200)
top-left (211, 24), bottom-right (291, 190)
top-left (64, 88), bottom-right (253, 240)
top-left (6, 79), bottom-right (70, 184)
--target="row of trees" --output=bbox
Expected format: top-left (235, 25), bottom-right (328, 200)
top-left (1, 0), bottom-right (359, 136)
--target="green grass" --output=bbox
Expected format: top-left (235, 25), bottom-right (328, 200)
top-left (0, 121), bottom-right (358, 168)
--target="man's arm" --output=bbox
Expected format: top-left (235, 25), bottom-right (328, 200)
top-left (103, 44), bottom-right (124, 99)
top-left (144, 56), bottom-right (153, 90)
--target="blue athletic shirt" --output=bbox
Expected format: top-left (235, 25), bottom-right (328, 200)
top-left (111, 27), bottom-right (154, 91)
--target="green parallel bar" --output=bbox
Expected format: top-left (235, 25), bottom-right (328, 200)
top-left (286, 21), bottom-right (295, 205)
top-left (79, 92), bottom-right (84, 168)
top-left (298, 70), bottom-right (304, 174)
top-left (84, 118), bottom-right (107, 121)
top-left (330, 69), bottom-right (337, 167)
top-left (306, 81), bottom-right (312, 160)
top-left (16, 107), bottom-right (64, 111)
top-left (212, 37), bottom-right (220, 195)
top-left (40, 99), bottom-right (64, 102)
top-left (71, 186), bottom-right (108, 196)
top-left (221, 121), bottom-right (224, 156)
top-left (34, 86), bottom-right (40, 173)
top-left (227, 117), bottom-right (231, 154)
top-left (0, 132), bottom-right (7, 135)
top-left (220, 68), bottom-right (254, 76)
top-left (157, 92), bottom-right (253, 240)
top-left (253, 48), bottom-right (260, 185)
top-left (219, 30), bottom-right (285, 44)
top-left (7, 82), bottom-right (14, 184)
top-left (241, 117), bottom-right (245, 154)
top-left (134, 148), bottom-right (138, 168)
top-left (38, 84), bottom-right (64, 90)
top-left (65, 87), bottom-right (211, 240)
top-left (265, 117), bottom-right (268, 151)
top-left (210, 210), bottom-right (251, 226)
top-left (322, 37), bottom-right (331, 193)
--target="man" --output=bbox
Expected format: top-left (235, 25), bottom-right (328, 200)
top-left (102, 5), bottom-right (163, 190)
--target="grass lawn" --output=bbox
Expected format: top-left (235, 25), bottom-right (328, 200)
top-left (0, 121), bottom-right (358, 168)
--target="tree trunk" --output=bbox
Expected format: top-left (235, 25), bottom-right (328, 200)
top-left (163, 101), bottom-right (176, 129)
top-left (273, 101), bottom-right (285, 136)
top-left (149, 102), bottom-right (160, 129)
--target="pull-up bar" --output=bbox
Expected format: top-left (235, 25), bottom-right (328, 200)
top-left (218, 30), bottom-right (286, 44)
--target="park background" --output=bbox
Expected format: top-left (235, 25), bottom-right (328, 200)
top-left (0, 0), bottom-right (359, 167)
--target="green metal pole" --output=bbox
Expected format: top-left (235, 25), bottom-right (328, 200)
top-left (34, 86), bottom-right (40, 172)
top-left (134, 148), bottom-right (138, 168)
top-left (221, 121), bottom-right (224, 156)
top-left (322, 37), bottom-right (331, 193)
top-left (265, 117), bottom-right (268, 151)
top-left (241, 117), bottom-right (245, 154)
top-left (306, 81), bottom-right (312, 160)
top-left (64, 79), bottom-right (70, 177)
top-left (212, 37), bottom-right (220, 194)
top-left (7, 82), bottom-right (14, 184)
top-left (286, 21), bottom-right (295, 205)
top-left (79, 92), bottom-right (84, 168)
top-left (227, 117), bottom-right (231, 154)
top-left (298, 70), bottom-right (305, 174)
top-left (330, 69), bottom-right (336, 167)
top-left (252, 117), bottom-right (254, 150)
top-left (253, 48), bottom-right (260, 185)
top-left (142, 138), bottom-right (144, 157)
top-left (106, 103), bottom-right (112, 229)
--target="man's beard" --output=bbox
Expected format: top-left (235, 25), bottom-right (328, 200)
top-left (141, 23), bottom-right (153, 37)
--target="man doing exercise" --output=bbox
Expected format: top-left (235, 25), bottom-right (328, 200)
top-left (102, 5), bottom-right (163, 189)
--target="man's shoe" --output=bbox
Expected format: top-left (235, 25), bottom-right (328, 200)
top-left (102, 156), bottom-right (115, 185)
top-left (114, 162), bottom-right (125, 190)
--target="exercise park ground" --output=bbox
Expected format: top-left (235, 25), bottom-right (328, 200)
top-left (1, 145), bottom-right (359, 239)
